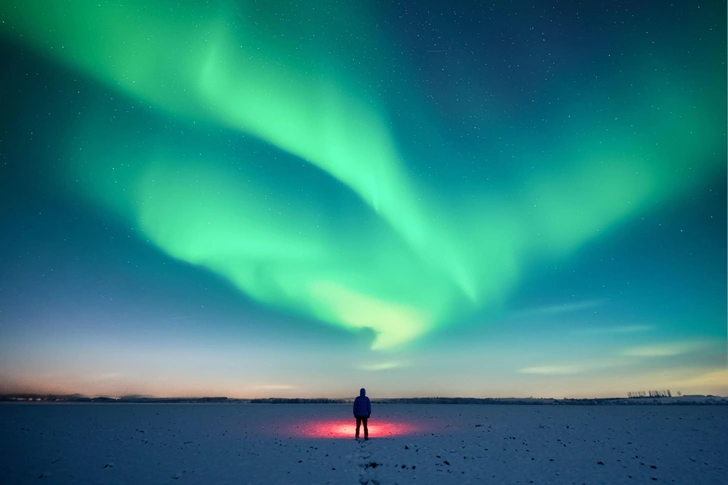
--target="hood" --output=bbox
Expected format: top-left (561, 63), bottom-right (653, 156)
top-left (360, 388), bottom-right (366, 396)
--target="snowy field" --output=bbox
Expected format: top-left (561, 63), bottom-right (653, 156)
top-left (1, 403), bottom-right (726, 484)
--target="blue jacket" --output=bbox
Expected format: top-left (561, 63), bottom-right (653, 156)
top-left (353, 388), bottom-right (371, 417)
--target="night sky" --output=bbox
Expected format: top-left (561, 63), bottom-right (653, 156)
top-left (1, 1), bottom-right (725, 399)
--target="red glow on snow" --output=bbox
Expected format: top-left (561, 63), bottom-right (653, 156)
top-left (293, 419), bottom-right (419, 439)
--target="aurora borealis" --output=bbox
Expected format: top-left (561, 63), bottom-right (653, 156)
top-left (0, 1), bottom-right (725, 398)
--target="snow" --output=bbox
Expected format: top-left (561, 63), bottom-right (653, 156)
top-left (1, 403), bottom-right (726, 484)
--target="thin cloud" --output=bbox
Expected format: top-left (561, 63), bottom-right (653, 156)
top-left (622, 341), bottom-right (708, 358)
top-left (512, 299), bottom-right (606, 319)
top-left (572, 324), bottom-right (655, 336)
top-left (518, 358), bottom-right (633, 376)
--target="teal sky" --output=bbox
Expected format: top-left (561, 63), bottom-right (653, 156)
top-left (0, 0), bottom-right (725, 398)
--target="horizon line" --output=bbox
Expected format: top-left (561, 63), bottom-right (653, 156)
top-left (2, 393), bottom-right (723, 401)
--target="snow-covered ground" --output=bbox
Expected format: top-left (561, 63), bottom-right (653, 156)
top-left (1, 403), bottom-right (726, 484)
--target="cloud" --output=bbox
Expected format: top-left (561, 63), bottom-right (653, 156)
top-left (571, 324), bottom-right (655, 336)
top-left (518, 357), bottom-right (634, 376)
top-left (622, 341), bottom-right (709, 358)
top-left (357, 361), bottom-right (410, 372)
top-left (512, 300), bottom-right (606, 319)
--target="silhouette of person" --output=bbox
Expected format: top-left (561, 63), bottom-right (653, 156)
top-left (353, 388), bottom-right (371, 440)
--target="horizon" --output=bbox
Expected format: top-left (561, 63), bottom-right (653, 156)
top-left (1, 0), bottom-right (726, 399)
top-left (4, 391), bottom-right (724, 401)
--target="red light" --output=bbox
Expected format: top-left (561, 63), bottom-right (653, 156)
top-left (293, 419), bottom-right (419, 439)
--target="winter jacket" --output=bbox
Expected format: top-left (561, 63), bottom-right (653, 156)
top-left (353, 388), bottom-right (371, 417)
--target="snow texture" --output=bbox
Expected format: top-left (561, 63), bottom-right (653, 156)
top-left (1, 403), bottom-right (726, 484)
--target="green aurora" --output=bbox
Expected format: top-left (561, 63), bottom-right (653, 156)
top-left (1, 0), bottom-right (724, 351)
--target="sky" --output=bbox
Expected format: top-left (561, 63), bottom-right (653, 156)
top-left (0, 0), bottom-right (726, 399)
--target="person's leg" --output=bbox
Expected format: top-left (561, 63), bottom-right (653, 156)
top-left (362, 417), bottom-right (368, 439)
top-left (355, 416), bottom-right (361, 439)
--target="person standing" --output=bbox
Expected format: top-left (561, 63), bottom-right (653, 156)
top-left (353, 388), bottom-right (371, 440)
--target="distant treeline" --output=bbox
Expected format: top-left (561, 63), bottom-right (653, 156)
top-left (370, 397), bottom-right (726, 405)
top-left (375, 397), bottom-right (556, 405)
top-left (0, 394), bottom-right (236, 403)
top-left (249, 398), bottom-right (347, 404)
top-left (627, 390), bottom-right (673, 398)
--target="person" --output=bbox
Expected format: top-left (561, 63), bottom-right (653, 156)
top-left (353, 388), bottom-right (371, 440)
